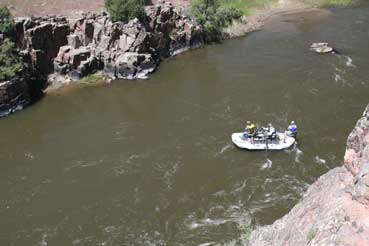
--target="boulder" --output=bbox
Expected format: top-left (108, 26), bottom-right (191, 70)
top-left (98, 35), bottom-right (112, 50)
top-left (310, 42), bottom-right (334, 54)
top-left (55, 45), bottom-right (72, 63)
top-left (119, 34), bottom-right (136, 52)
top-left (69, 55), bottom-right (103, 80)
top-left (121, 19), bottom-right (151, 53)
top-left (169, 31), bottom-right (188, 55)
top-left (0, 76), bottom-right (31, 117)
top-left (110, 52), bottom-right (157, 79)
top-left (68, 34), bottom-right (82, 49)
top-left (69, 47), bottom-right (91, 68)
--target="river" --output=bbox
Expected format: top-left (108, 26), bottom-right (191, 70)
top-left (0, 5), bottom-right (368, 246)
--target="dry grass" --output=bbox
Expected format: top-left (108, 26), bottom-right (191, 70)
top-left (0, 0), bottom-right (104, 17)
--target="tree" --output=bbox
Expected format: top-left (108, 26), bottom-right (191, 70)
top-left (0, 38), bottom-right (22, 81)
top-left (105, 0), bottom-right (147, 23)
top-left (0, 6), bottom-right (14, 36)
top-left (190, 0), bottom-right (242, 42)
top-left (0, 7), bottom-right (22, 81)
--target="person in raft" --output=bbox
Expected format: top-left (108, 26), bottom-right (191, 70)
top-left (287, 121), bottom-right (298, 138)
top-left (244, 120), bottom-right (256, 141)
top-left (266, 123), bottom-right (276, 140)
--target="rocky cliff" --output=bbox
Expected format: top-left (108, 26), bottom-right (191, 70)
top-left (249, 104), bottom-right (369, 246)
top-left (0, 1), bottom-right (204, 117)
top-left (15, 2), bottom-right (203, 81)
top-left (0, 76), bottom-right (30, 117)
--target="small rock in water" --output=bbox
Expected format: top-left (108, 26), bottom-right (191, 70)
top-left (310, 42), bottom-right (334, 54)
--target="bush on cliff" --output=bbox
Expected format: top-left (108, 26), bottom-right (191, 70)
top-left (0, 39), bottom-right (22, 81)
top-left (105, 0), bottom-right (147, 22)
top-left (0, 6), bottom-right (14, 36)
top-left (190, 0), bottom-right (242, 42)
top-left (0, 7), bottom-right (22, 81)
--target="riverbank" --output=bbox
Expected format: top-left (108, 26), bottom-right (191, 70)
top-left (0, 0), bottom-right (331, 117)
top-left (1, 3), bottom-right (369, 244)
top-left (248, 104), bottom-right (369, 245)
top-left (222, 0), bottom-right (326, 38)
top-left (0, 1), bottom-right (205, 116)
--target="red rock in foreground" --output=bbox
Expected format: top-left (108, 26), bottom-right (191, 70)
top-left (249, 104), bottom-right (369, 246)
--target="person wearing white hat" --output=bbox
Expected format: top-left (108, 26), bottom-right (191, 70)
top-left (287, 121), bottom-right (298, 137)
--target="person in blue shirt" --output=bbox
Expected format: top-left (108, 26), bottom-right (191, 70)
top-left (287, 121), bottom-right (297, 137)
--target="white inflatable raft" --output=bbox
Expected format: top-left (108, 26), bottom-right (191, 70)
top-left (231, 132), bottom-right (296, 150)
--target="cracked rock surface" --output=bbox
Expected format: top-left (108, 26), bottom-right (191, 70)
top-left (249, 104), bottom-right (369, 246)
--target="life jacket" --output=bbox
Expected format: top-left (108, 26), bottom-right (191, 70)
top-left (288, 124), bottom-right (297, 132)
top-left (246, 123), bottom-right (256, 134)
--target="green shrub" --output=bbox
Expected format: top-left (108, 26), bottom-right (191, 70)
top-left (190, 0), bottom-right (219, 23)
top-left (216, 6), bottom-right (243, 27)
top-left (105, 0), bottom-right (147, 23)
top-left (190, 0), bottom-right (243, 42)
top-left (0, 6), bottom-right (14, 36)
top-left (0, 38), bottom-right (22, 81)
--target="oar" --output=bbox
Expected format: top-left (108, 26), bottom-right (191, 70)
top-left (264, 131), bottom-right (269, 156)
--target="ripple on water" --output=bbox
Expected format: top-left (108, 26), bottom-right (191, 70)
top-left (294, 147), bottom-right (304, 163)
top-left (215, 144), bottom-right (233, 157)
top-left (260, 159), bottom-right (272, 170)
top-left (154, 160), bottom-right (182, 190)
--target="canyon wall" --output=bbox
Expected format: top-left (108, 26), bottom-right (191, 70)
top-left (0, 2), bottom-right (204, 117)
top-left (249, 104), bottom-right (369, 246)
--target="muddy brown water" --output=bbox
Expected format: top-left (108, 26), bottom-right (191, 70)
top-left (1, 5), bottom-right (369, 246)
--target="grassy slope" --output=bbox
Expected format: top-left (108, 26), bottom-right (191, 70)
top-left (1, 0), bottom-right (104, 17)
top-left (219, 0), bottom-right (278, 15)
top-left (219, 0), bottom-right (354, 17)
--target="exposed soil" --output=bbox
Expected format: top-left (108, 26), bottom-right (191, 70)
top-left (0, 0), bottom-right (105, 17)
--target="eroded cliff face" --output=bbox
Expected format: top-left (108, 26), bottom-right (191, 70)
top-left (0, 76), bottom-right (30, 117)
top-left (249, 104), bottom-right (369, 246)
top-left (15, 2), bottom-right (203, 81)
top-left (0, 1), bottom-right (204, 117)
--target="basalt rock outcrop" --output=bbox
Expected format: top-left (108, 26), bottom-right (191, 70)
top-left (0, 2), bottom-right (203, 117)
top-left (0, 76), bottom-right (31, 117)
top-left (14, 2), bottom-right (203, 81)
top-left (0, 65), bottom-right (47, 117)
top-left (15, 16), bottom-right (70, 74)
top-left (249, 104), bottom-right (369, 246)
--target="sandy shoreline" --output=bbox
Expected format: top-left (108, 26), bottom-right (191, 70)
top-left (220, 0), bottom-right (330, 39)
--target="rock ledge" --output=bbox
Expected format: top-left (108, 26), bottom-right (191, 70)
top-left (249, 104), bottom-right (369, 246)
